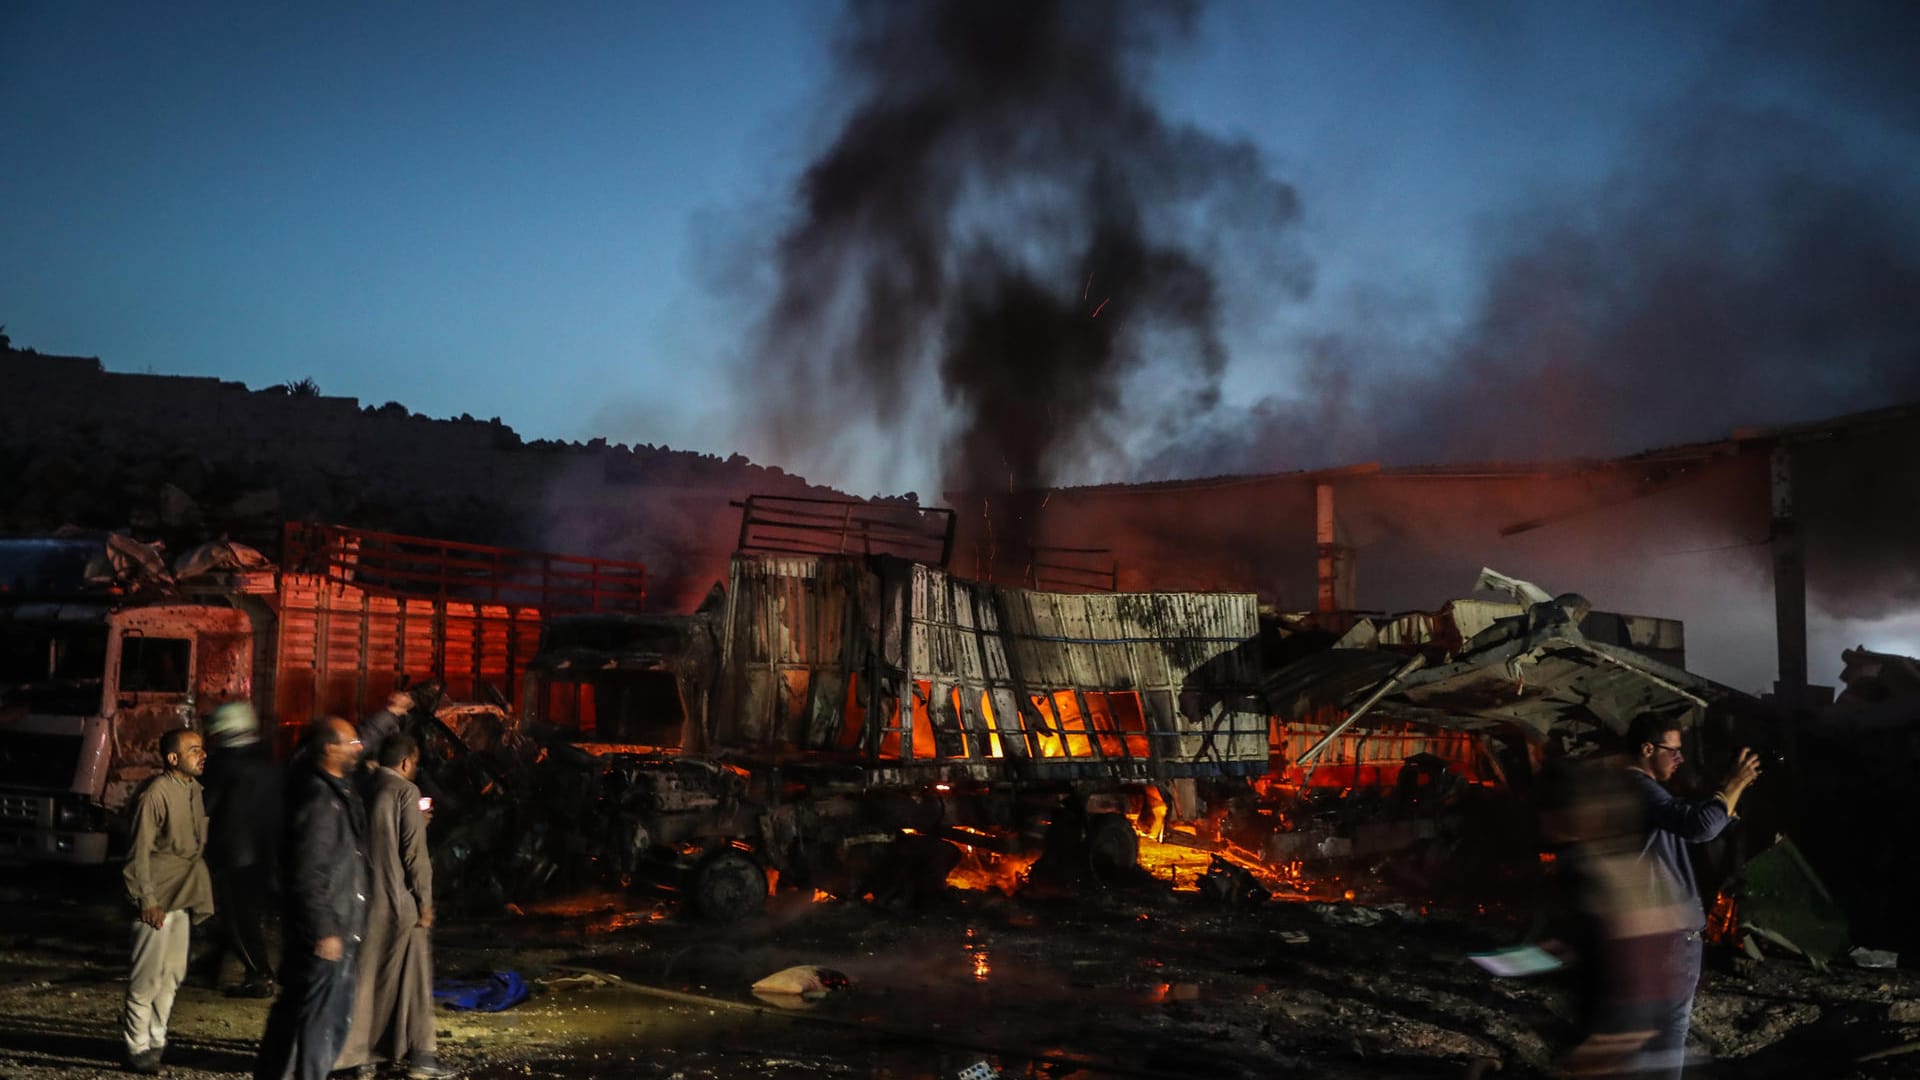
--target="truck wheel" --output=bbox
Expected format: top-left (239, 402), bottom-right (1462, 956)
top-left (1085, 813), bottom-right (1140, 884)
top-left (690, 851), bottom-right (768, 922)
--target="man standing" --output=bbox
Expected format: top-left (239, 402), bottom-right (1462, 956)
top-left (202, 702), bottom-right (281, 998)
top-left (1624, 713), bottom-right (1762, 1075)
top-left (123, 727), bottom-right (215, 1075)
top-left (336, 735), bottom-right (448, 1079)
top-left (357, 692), bottom-right (413, 770)
top-left (254, 718), bottom-right (370, 1080)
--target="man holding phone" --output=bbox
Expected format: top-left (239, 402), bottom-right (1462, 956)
top-left (1624, 713), bottom-right (1762, 1076)
top-left (335, 734), bottom-right (447, 1078)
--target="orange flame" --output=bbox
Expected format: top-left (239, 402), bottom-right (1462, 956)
top-left (1704, 890), bottom-right (1739, 945)
top-left (946, 846), bottom-right (1042, 893)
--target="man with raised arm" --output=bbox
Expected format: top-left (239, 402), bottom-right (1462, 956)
top-left (1623, 713), bottom-right (1762, 1076)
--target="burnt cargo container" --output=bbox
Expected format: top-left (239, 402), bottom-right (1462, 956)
top-left (523, 553), bottom-right (1271, 918)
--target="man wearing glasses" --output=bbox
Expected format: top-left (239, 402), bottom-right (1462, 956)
top-left (1624, 713), bottom-right (1762, 1075)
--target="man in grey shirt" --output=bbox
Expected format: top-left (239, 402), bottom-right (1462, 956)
top-left (1623, 713), bottom-right (1761, 1076)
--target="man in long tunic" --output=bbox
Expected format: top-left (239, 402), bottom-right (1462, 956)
top-left (122, 727), bottom-right (214, 1074)
top-left (336, 734), bottom-right (447, 1079)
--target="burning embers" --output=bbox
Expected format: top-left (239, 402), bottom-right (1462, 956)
top-left (947, 845), bottom-right (1043, 895)
top-left (936, 815), bottom-right (1355, 905)
top-left (1704, 891), bottom-right (1740, 947)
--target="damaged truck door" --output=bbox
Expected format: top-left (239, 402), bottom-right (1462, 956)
top-left (0, 605), bottom-right (113, 860)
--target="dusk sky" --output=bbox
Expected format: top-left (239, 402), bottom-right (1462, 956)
top-left (14, 3), bottom-right (1904, 487)
top-left (5, 1), bottom-right (1919, 678)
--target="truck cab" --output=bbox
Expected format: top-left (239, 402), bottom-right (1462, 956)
top-left (520, 610), bottom-right (713, 754)
top-left (0, 539), bottom-right (256, 862)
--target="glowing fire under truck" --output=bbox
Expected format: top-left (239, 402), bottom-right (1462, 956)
top-left (0, 524), bottom-right (648, 863)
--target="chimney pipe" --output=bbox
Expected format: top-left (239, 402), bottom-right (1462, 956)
top-left (1769, 442), bottom-right (1808, 709)
top-left (1315, 483), bottom-right (1354, 612)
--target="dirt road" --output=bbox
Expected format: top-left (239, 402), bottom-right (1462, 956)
top-left (1, 869), bottom-right (1912, 1078)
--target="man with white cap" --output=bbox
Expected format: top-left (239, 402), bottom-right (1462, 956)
top-left (203, 702), bottom-right (281, 998)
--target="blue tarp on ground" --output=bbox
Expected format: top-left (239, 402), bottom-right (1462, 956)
top-left (433, 971), bottom-right (529, 1012)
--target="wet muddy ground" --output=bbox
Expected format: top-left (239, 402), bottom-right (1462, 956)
top-left (2, 865), bottom-right (1916, 1079)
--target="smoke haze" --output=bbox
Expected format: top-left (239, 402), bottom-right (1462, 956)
top-left (737, 0), bottom-right (1919, 680)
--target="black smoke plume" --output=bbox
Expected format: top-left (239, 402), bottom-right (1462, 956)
top-left (750, 0), bottom-right (1308, 558)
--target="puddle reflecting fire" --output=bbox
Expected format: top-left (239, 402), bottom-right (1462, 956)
top-left (965, 926), bottom-right (991, 982)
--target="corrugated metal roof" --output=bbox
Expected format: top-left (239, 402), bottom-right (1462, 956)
top-left (719, 553), bottom-right (1269, 779)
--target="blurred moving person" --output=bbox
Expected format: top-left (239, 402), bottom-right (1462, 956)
top-left (357, 692), bottom-right (413, 771)
top-left (203, 702), bottom-right (281, 998)
top-left (1543, 761), bottom-right (1692, 1076)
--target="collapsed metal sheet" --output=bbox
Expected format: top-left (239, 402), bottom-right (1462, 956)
top-left (1266, 600), bottom-right (1727, 744)
top-left (1823, 647), bottom-right (1920, 732)
top-left (718, 554), bottom-right (1268, 782)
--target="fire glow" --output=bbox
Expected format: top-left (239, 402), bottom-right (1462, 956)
top-left (1704, 890), bottom-right (1740, 946)
top-left (940, 821), bottom-right (1334, 902)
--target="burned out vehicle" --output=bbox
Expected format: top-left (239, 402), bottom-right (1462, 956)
top-left (1239, 571), bottom-right (1783, 899)
top-left (513, 498), bottom-right (1776, 920)
top-left (521, 544), bottom-right (1272, 920)
top-left (0, 535), bottom-right (261, 860)
top-left (0, 525), bottom-right (647, 863)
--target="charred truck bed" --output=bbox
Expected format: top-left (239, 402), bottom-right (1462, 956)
top-left (523, 553), bottom-right (1270, 919)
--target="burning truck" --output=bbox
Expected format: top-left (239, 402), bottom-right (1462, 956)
top-left (3, 498), bottom-right (1777, 927)
top-left (507, 498), bottom-right (1777, 921)
top-left (516, 500), bottom-right (1272, 920)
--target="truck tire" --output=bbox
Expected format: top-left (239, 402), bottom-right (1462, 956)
top-left (1085, 812), bottom-right (1140, 884)
top-left (690, 851), bottom-right (768, 922)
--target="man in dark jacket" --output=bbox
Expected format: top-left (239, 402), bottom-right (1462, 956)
top-left (254, 717), bottom-right (370, 1080)
top-left (203, 702), bottom-right (281, 997)
top-left (357, 692), bottom-right (413, 771)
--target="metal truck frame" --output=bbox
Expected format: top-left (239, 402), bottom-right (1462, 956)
top-left (0, 526), bottom-right (648, 863)
top-left (521, 549), bottom-right (1272, 919)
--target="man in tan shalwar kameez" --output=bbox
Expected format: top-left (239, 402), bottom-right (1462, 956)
top-left (335, 734), bottom-right (448, 1079)
top-left (123, 727), bottom-right (215, 1074)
